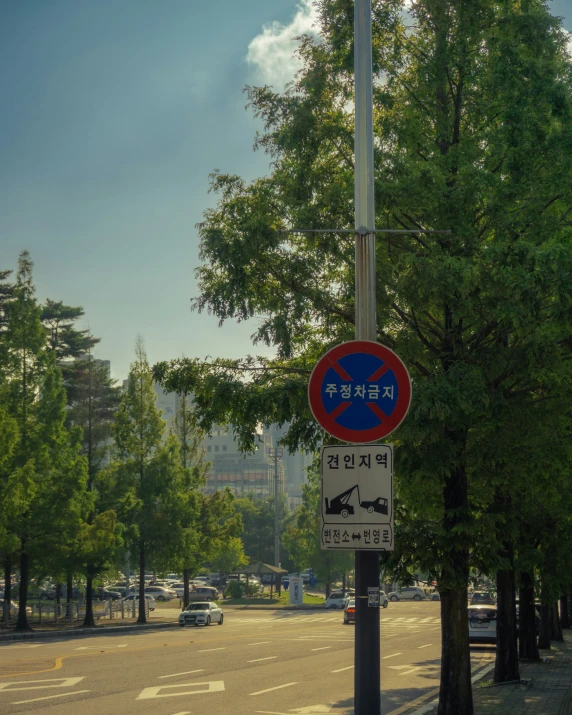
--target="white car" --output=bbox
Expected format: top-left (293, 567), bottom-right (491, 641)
top-left (124, 594), bottom-right (156, 611)
top-left (468, 605), bottom-right (497, 643)
top-left (325, 591), bottom-right (354, 608)
top-left (179, 602), bottom-right (224, 627)
top-left (144, 586), bottom-right (177, 602)
top-left (168, 582), bottom-right (185, 597)
top-left (388, 587), bottom-right (427, 602)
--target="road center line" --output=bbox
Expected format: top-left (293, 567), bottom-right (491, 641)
top-left (382, 652), bottom-right (402, 659)
top-left (311, 646), bottom-right (332, 651)
top-left (417, 643), bottom-right (433, 649)
top-left (331, 665), bottom-right (354, 673)
top-left (158, 670), bottom-right (204, 679)
top-left (197, 647), bottom-right (226, 653)
top-left (249, 682), bottom-right (297, 696)
top-left (248, 656), bottom-right (278, 663)
top-left (170, 712), bottom-right (190, 715)
top-left (248, 642), bottom-right (271, 645)
top-left (12, 690), bottom-right (91, 705)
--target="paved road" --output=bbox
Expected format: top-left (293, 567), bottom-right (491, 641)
top-left (0, 602), bottom-right (494, 715)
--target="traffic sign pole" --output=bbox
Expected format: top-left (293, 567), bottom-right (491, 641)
top-left (354, 2), bottom-right (380, 714)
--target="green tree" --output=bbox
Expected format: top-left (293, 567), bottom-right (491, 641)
top-left (108, 338), bottom-right (188, 623)
top-left (65, 351), bottom-right (122, 626)
top-left (154, 2), bottom-right (572, 711)
top-left (41, 299), bottom-right (99, 361)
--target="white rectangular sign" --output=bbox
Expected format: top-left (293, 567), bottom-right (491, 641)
top-left (320, 444), bottom-right (394, 551)
top-left (288, 577), bottom-right (304, 606)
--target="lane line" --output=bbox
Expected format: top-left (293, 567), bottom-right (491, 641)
top-left (311, 646), bottom-right (331, 651)
top-left (249, 682), bottom-right (297, 696)
top-left (171, 712), bottom-right (190, 715)
top-left (12, 690), bottom-right (91, 705)
top-left (248, 642), bottom-right (271, 646)
top-left (331, 665), bottom-right (354, 673)
top-left (158, 670), bottom-right (204, 679)
top-left (382, 652), bottom-right (402, 659)
top-left (248, 656), bottom-right (278, 663)
top-left (197, 647), bottom-right (226, 653)
top-left (418, 643), bottom-right (433, 649)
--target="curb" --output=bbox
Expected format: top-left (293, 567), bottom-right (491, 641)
top-left (0, 622), bottom-right (178, 642)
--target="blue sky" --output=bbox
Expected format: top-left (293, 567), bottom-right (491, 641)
top-left (1, 0), bottom-right (570, 380)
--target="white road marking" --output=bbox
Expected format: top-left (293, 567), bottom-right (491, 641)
top-left (4, 644), bottom-right (42, 649)
top-left (249, 641), bottom-right (272, 645)
top-left (170, 712), bottom-right (190, 715)
top-left (0, 677), bottom-right (85, 692)
top-left (249, 682), bottom-right (297, 696)
top-left (248, 656), bottom-right (278, 663)
top-left (12, 690), bottom-right (91, 705)
top-left (418, 643), bottom-right (433, 648)
top-left (311, 646), bottom-right (332, 651)
top-left (331, 665), bottom-right (354, 673)
top-left (75, 644), bottom-right (127, 650)
top-left (137, 681), bottom-right (225, 699)
top-left (197, 647), bottom-right (226, 652)
top-left (388, 665), bottom-right (422, 676)
top-left (158, 670), bottom-right (204, 679)
top-left (382, 652), bottom-right (402, 659)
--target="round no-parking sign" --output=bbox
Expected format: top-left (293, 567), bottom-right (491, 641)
top-left (308, 341), bottom-right (412, 443)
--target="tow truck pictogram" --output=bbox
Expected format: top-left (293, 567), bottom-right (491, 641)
top-left (325, 485), bottom-right (388, 518)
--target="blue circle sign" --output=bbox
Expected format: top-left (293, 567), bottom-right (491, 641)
top-left (308, 341), bottom-right (412, 443)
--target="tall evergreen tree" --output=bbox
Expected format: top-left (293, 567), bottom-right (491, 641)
top-left (109, 337), bottom-right (187, 623)
top-left (41, 299), bottom-right (99, 361)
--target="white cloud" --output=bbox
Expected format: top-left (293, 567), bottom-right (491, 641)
top-left (246, 0), bottom-right (320, 88)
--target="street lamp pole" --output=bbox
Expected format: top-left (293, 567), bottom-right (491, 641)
top-left (354, 2), bottom-right (381, 714)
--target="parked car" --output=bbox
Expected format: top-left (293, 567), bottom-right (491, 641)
top-left (468, 605), bottom-right (497, 643)
top-left (124, 594), bottom-right (156, 611)
top-left (188, 586), bottom-right (218, 602)
top-left (95, 588), bottom-right (122, 601)
top-left (427, 591), bottom-right (440, 601)
top-left (207, 573), bottom-right (222, 586)
top-left (388, 587), bottom-right (427, 602)
top-left (144, 586), bottom-right (177, 602)
top-left (168, 582), bottom-right (185, 597)
top-left (179, 601), bottom-right (224, 627)
top-left (470, 591), bottom-right (496, 605)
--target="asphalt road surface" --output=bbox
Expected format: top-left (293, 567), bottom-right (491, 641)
top-left (0, 602), bottom-right (494, 715)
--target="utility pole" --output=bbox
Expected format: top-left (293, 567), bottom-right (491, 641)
top-left (353, 2), bottom-right (380, 714)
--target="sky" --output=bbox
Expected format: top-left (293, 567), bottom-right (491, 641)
top-left (1, 0), bottom-right (571, 381)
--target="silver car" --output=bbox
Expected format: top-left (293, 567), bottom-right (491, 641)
top-left (179, 602), bottom-right (224, 627)
top-left (388, 587), bottom-right (427, 602)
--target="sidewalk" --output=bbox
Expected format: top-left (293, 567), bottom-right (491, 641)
top-left (417, 632), bottom-right (572, 715)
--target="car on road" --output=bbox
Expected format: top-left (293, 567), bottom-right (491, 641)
top-left (325, 590), bottom-right (354, 608)
top-left (468, 605), bottom-right (497, 643)
top-left (343, 599), bottom-right (356, 624)
top-left (124, 594), bottom-right (156, 611)
top-left (470, 591), bottom-right (496, 605)
top-left (388, 587), bottom-right (427, 602)
top-left (144, 586), bottom-right (177, 601)
top-left (179, 602), bottom-right (224, 627)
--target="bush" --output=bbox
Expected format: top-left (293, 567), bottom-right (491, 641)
top-left (244, 581), bottom-right (263, 596)
top-left (224, 580), bottom-right (243, 599)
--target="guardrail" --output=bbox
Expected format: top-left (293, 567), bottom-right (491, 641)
top-left (2, 598), bottom-right (149, 626)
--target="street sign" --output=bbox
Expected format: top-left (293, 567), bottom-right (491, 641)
top-left (289, 577), bottom-right (304, 606)
top-left (368, 587), bottom-right (380, 608)
top-left (321, 444), bottom-right (393, 551)
top-left (308, 340), bottom-right (411, 443)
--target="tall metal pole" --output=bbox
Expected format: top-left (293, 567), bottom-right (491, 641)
top-left (354, 2), bottom-right (381, 714)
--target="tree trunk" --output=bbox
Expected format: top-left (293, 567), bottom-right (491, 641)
top-left (550, 602), bottom-right (564, 642)
top-left (518, 571), bottom-right (539, 661)
top-left (137, 543), bottom-right (146, 624)
top-left (560, 595), bottom-right (570, 629)
top-left (66, 570), bottom-right (73, 620)
top-left (183, 568), bottom-right (190, 610)
top-left (538, 604), bottom-right (551, 649)
top-left (438, 457), bottom-right (473, 715)
top-left (3, 555), bottom-right (11, 626)
top-left (83, 571), bottom-right (95, 627)
top-left (15, 545), bottom-right (31, 631)
top-left (439, 587), bottom-right (473, 715)
top-left (494, 543), bottom-right (519, 682)
top-left (55, 582), bottom-right (62, 610)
